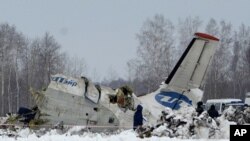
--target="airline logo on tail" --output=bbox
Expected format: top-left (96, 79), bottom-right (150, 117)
top-left (155, 92), bottom-right (192, 110)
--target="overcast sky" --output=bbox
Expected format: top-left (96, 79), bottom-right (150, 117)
top-left (1, 0), bottom-right (250, 81)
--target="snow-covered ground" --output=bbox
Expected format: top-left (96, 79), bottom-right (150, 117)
top-left (0, 108), bottom-right (231, 141)
top-left (0, 128), bottom-right (228, 141)
top-left (2, 105), bottom-right (249, 141)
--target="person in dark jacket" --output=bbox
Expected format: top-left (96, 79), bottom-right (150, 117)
top-left (133, 105), bottom-right (143, 130)
top-left (196, 101), bottom-right (204, 116)
top-left (208, 104), bottom-right (219, 118)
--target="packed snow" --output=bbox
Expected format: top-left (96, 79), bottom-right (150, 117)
top-left (2, 106), bottom-right (249, 141)
top-left (0, 128), bottom-right (228, 141)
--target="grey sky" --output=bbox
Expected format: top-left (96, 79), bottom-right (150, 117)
top-left (1, 0), bottom-right (250, 81)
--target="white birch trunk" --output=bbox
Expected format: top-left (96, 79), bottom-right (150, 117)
top-left (1, 48), bottom-right (5, 115)
top-left (15, 49), bottom-right (20, 112)
top-left (8, 67), bottom-right (12, 113)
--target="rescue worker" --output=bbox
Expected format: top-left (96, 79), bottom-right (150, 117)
top-left (208, 105), bottom-right (219, 118)
top-left (133, 104), bottom-right (143, 130)
top-left (196, 101), bottom-right (204, 116)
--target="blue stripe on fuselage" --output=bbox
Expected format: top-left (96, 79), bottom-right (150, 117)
top-left (155, 92), bottom-right (192, 110)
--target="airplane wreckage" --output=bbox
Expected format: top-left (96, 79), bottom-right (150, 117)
top-left (5, 32), bottom-right (219, 131)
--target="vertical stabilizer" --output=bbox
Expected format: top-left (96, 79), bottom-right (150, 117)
top-left (165, 33), bottom-right (219, 93)
top-left (142, 32), bottom-right (221, 110)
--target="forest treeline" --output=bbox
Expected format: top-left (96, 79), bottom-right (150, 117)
top-left (0, 23), bottom-right (86, 115)
top-left (1, 15), bottom-right (250, 116)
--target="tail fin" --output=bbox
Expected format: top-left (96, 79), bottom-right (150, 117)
top-left (165, 33), bottom-right (219, 93)
top-left (139, 33), bottom-right (219, 112)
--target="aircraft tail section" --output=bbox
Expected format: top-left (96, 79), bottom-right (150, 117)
top-left (144, 33), bottom-right (221, 110)
top-left (165, 33), bottom-right (219, 93)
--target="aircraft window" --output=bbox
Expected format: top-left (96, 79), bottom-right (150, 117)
top-left (89, 120), bottom-right (97, 125)
top-left (93, 107), bottom-right (98, 111)
top-left (109, 95), bottom-right (117, 104)
top-left (108, 117), bottom-right (114, 123)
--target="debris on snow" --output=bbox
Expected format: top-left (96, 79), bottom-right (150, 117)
top-left (1, 106), bottom-right (250, 140)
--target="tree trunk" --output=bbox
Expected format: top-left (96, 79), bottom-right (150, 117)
top-left (8, 67), bottom-right (12, 113)
top-left (1, 51), bottom-right (5, 115)
top-left (15, 52), bottom-right (20, 112)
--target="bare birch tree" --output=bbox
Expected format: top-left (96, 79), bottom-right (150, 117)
top-left (63, 54), bottom-right (88, 78)
top-left (231, 24), bottom-right (250, 98)
top-left (204, 20), bottom-right (233, 99)
top-left (0, 23), bottom-right (17, 114)
top-left (178, 16), bottom-right (202, 52)
top-left (128, 14), bottom-right (175, 93)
